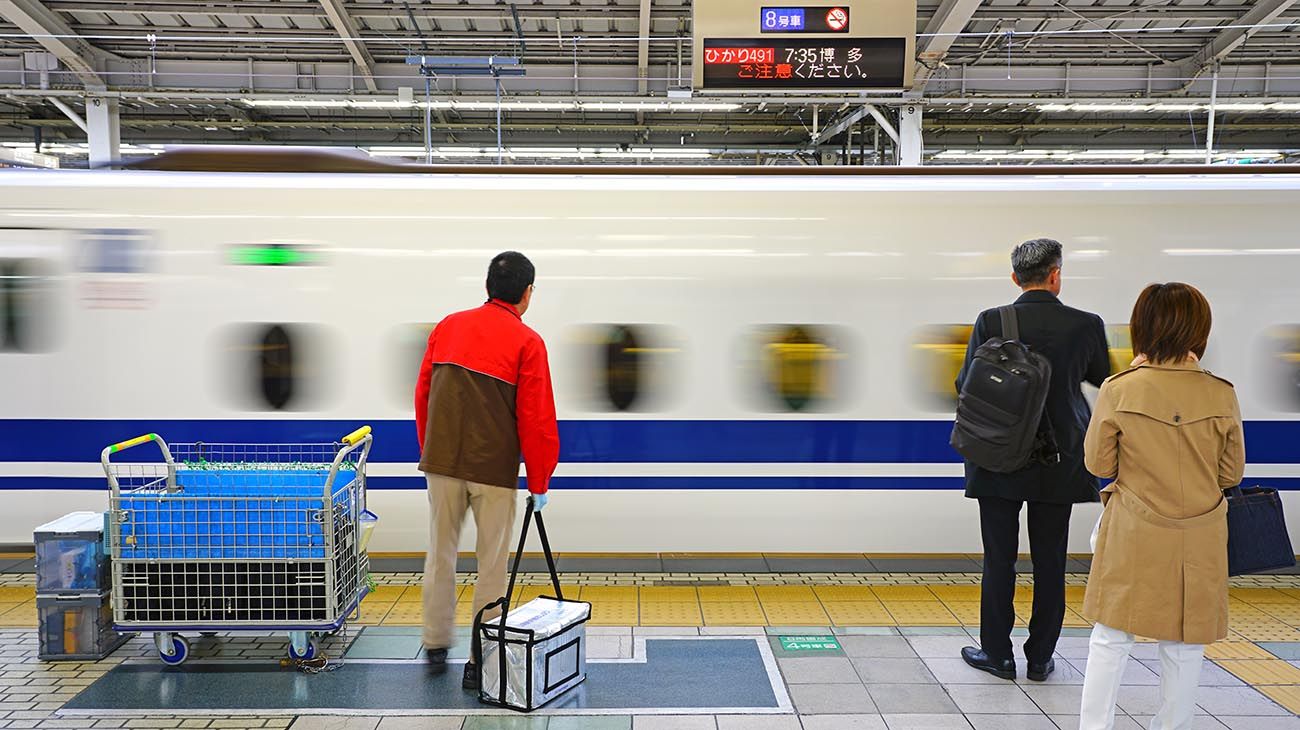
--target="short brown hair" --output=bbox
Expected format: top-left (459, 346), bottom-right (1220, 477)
top-left (1130, 282), bottom-right (1212, 364)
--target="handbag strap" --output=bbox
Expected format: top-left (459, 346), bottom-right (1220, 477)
top-left (998, 305), bottom-right (1020, 342)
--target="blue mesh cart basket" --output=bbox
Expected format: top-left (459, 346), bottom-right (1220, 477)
top-left (101, 427), bottom-right (375, 665)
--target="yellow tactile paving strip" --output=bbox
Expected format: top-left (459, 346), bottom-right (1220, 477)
top-left (9, 571), bottom-right (1300, 714)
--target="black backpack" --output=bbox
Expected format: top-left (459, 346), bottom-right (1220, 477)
top-left (950, 306), bottom-right (1057, 473)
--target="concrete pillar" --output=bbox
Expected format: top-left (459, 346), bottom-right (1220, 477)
top-left (86, 97), bottom-right (120, 167)
top-left (899, 103), bottom-right (923, 166)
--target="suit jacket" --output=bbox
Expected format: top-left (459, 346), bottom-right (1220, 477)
top-left (956, 289), bottom-right (1111, 504)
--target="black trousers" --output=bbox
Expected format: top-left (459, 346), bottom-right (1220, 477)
top-left (978, 496), bottom-right (1073, 665)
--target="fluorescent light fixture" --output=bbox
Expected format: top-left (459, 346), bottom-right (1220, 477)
top-left (1035, 101), bottom-right (1300, 114)
top-left (1148, 103), bottom-right (1204, 112)
top-left (241, 98), bottom-right (352, 108)
top-left (580, 101), bottom-right (742, 112)
top-left (367, 145), bottom-right (715, 160)
top-left (239, 97), bottom-right (740, 113)
top-left (1071, 104), bottom-right (1151, 112)
top-left (1214, 103), bottom-right (1272, 111)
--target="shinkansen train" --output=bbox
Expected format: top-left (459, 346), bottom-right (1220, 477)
top-left (2, 159), bottom-right (1298, 553)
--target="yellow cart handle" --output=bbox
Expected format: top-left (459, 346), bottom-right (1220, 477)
top-left (108, 433), bottom-right (162, 454)
top-left (341, 425), bottom-right (371, 446)
top-left (101, 432), bottom-right (176, 492)
top-left (331, 425), bottom-right (374, 514)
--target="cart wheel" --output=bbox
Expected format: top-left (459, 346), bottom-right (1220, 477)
top-left (287, 637), bottom-right (318, 661)
top-left (158, 635), bottom-right (189, 666)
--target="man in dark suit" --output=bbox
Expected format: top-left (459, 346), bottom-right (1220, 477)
top-left (956, 238), bottom-right (1111, 682)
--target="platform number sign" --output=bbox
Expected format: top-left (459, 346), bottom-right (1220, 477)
top-left (760, 6), bottom-right (850, 33)
top-left (779, 635), bottom-right (841, 651)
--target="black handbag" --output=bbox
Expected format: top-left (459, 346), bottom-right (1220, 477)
top-left (1227, 485), bottom-right (1297, 576)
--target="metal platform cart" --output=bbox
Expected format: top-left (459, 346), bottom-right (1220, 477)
top-left (102, 426), bottom-right (375, 665)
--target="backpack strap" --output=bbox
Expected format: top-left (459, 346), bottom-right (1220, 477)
top-left (998, 305), bottom-right (1020, 342)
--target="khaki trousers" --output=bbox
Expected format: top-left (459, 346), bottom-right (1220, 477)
top-left (422, 473), bottom-right (518, 650)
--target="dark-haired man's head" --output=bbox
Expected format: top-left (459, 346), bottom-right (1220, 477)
top-left (1011, 238), bottom-right (1063, 295)
top-left (487, 251), bottom-right (536, 315)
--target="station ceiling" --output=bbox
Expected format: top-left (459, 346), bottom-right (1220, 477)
top-left (0, 0), bottom-right (1298, 164)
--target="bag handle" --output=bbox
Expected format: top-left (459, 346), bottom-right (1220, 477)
top-left (470, 595), bottom-right (508, 672)
top-left (472, 496), bottom-right (562, 703)
top-left (502, 495), bottom-right (563, 607)
top-left (998, 305), bottom-right (1020, 343)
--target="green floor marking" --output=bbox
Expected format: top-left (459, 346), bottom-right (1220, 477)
top-left (779, 635), bottom-right (840, 651)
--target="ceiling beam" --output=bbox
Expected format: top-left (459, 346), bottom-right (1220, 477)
top-left (913, 0), bottom-right (983, 92)
top-left (636, 0), bottom-right (651, 95)
top-left (41, 1), bottom-right (688, 21)
top-left (1177, 0), bottom-right (1298, 79)
top-left (0, 0), bottom-right (111, 87)
top-left (317, 0), bottom-right (378, 92)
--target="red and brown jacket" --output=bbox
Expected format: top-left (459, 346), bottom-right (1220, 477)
top-left (414, 299), bottom-right (560, 493)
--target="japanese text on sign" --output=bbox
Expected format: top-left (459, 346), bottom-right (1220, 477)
top-left (762, 8), bottom-right (805, 31)
top-left (759, 6), bottom-right (850, 33)
top-left (701, 38), bottom-right (905, 90)
top-left (704, 47), bottom-right (776, 65)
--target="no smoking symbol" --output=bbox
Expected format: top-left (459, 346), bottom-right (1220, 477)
top-left (825, 7), bottom-right (848, 30)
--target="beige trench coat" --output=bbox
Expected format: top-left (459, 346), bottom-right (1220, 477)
top-left (1081, 359), bottom-right (1246, 644)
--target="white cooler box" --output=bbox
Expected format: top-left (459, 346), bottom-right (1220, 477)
top-left (475, 498), bottom-right (591, 712)
top-left (479, 596), bottom-right (592, 711)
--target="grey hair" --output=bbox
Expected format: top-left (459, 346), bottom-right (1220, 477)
top-left (1011, 238), bottom-right (1063, 285)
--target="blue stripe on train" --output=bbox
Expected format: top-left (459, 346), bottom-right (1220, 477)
top-left (1, 419), bottom-right (1298, 464)
top-left (7, 476), bottom-right (1300, 491)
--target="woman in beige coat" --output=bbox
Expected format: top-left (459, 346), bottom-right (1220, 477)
top-left (1078, 282), bottom-right (1245, 730)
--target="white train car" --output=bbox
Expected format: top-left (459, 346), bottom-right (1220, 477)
top-left (1, 163), bottom-right (1297, 554)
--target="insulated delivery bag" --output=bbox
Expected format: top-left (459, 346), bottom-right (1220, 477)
top-left (473, 497), bottom-right (591, 712)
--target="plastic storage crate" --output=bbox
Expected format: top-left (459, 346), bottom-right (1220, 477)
top-left (35, 512), bottom-right (110, 594)
top-left (37, 592), bottom-right (129, 661)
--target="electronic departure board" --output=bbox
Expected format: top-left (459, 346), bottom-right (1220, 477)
top-left (701, 37), bottom-right (905, 89)
top-left (761, 6), bottom-right (851, 33)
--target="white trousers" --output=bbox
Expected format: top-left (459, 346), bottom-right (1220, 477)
top-left (1079, 622), bottom-right (1205, 730)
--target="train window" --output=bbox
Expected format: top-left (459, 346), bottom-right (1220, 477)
top-left (1263, 326), bottom-right (1300, 412)
top-left (258, 325), bottom-right (295, 410)
top-left (0, 259), bottom-right (55, 353)
top-left (389, 323), bottom-right (437, 409)
top-left (751, 325), bottom-right (846, 412)
top-left (910, 324), bottom-right (973, 411)
top-left (220, 323), bottom-right (335, 411)
top-left (574, 324), bottom-right (680, 412)
top-left (1106, 325), bottom-right (1134, 375)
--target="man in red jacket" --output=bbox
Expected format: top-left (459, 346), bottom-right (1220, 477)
top-left (414, 251), bottom-right (560, 689)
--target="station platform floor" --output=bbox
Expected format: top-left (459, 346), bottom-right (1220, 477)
top-left (1, 555), bottom-right (1299, 729)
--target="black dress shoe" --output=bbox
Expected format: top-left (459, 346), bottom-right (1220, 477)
top-left (425, 648), bottom-right (447, 675)
top-left (961, 646), bottom-right (1016, 680)
top-left (462, 661), bottom-right (480, 691)
top-left (1027, 658), bottom-right (1055, 682)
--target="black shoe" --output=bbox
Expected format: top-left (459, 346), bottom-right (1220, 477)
top-left (1027, 658), bottom-right (1055, 682)
top-left (425, 648), bottom-right (447, 675)
top-left (462, 661), bottom-right (480, 691)
top-left (961, 646), bottom-right (1016, 680)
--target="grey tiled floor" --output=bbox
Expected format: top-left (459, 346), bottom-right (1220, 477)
top-left (9, 625), bottom-right (1298, 730)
